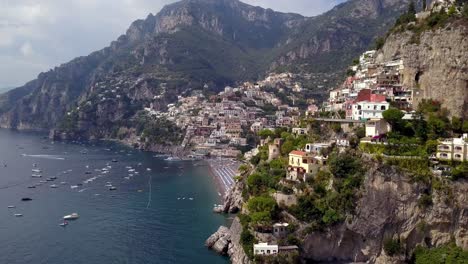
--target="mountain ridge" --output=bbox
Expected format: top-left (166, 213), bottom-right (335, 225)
top-left (0, 0), bottom-right (416, 131)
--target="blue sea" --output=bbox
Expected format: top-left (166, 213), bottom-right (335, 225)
top-left (0, 129), bottom-right (229, 264)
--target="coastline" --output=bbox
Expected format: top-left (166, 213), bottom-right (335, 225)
top-left (206, 158), bottom-right (242, 201)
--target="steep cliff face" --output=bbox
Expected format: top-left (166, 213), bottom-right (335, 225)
top-left (301, 163), bottom-right (468, 263)
top-left (0, 0), bottom-right (414, 133)
top-left (377, 19), bottom-right (468, 118)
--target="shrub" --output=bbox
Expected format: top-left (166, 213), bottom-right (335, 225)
top-left (240, 229), bottom-right (256, 259)
top-left (412, 243), bottom-right (468, 264)
top-left (383, 238), bottom-right (402, 256)
top-left (418, 194), bottom-right (433, 208)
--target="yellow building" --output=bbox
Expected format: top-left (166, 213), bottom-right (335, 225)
top-left (287, 151), bottom-right (325, 182)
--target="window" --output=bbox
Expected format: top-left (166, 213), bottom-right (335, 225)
top-left (267, 250), bottom-right (271, 254)
top-left (455, 154), bottom-right (461, 158)
top-left (381, 105), bottom-right (386, 110)
top-left (455, 146), bottom-right (462, 151)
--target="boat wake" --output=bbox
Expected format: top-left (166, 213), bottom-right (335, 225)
top-left (146, 173), bottom-right (152, 209)
top-left (22, 154), bottom-right (65, 160)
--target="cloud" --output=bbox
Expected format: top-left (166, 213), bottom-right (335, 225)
top-left (20, 42), bottom-right (34, 56)
top-left (0, 0), bottom-right (345, 87)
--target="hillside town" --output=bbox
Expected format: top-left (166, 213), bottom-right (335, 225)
top-left (206, 48), bottom-right (467, 260)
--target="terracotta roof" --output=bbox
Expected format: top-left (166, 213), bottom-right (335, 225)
top-left (290, 150), bottom-right (306, 156)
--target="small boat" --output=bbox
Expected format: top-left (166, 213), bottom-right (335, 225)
top-left (111, 159), bottom-right (118, 163)
top-left (50, 176), bottom-right (58, 180)
top-left (27, 185), bottom-right (36, 189)
top-left (146, 168), bottom-right (152, 171)
top-left (70, 185), bottom-right (79, 189)
top-left (39, 180), bottom-right (47, 183)
top-left (14, 214), bottom-right (23, 217)
top-left (77, 183), bottom-right (83, 186)
top-left (63, 213), bottom-right (79, 220)
top-left (50, 184), bottom-right (58, 188)
top-left (32, 169), bottom-right (42, 173)
top-left (46, 178), bottom-right (54, 182)
top-left (31, 174), bottom-right (42, 178)
top-left (85, 171), bottom-right (92, 175)
top-left (124, 177), bottom-right (130, 180)
top-left (105, 184), bottom-right (113, 187)
top-left (59, 221), bottom-right (68, 227)
top-left (21, 198), bottom-right (32, 201)
top-left (165, 156), bottom-right (181, 162)
top-left (7, 205), bottom-right (15, 208)
top-left (109, 186), bottom-right (117, 191)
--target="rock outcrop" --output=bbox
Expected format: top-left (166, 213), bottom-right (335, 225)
top-left (301, 163), bottom-right (468, 263)
top-left (222, 177), bottom-right (245, 214)
top-left (377, 19), bottom-right (468, 118)
top-left (206, 218), bottom-right (251, 264)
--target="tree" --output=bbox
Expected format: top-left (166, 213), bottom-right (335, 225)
top-left (258, 129), bottom-right (274, 139)
top-left (375, 37), bottom-right (385, 50)
top-left (408, 1), bottom-right (416, 15)
top-left (383, 108), bottom-right (405, 130)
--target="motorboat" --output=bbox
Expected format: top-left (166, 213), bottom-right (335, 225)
top-left (14, 214), bottom-right (23, 217)
top-left (21, 198), bottom-right (32, 201)
top-left (59, 221), bottom-right (69, 227)
top-left (146, 168), bottom-right (152, 171)
top-left (32, 169), bottom-right (42, 173)
top-left (50, 176), bottom-right (58, 180)
top-left (63, 213), bottom-right (79, 220)
top-left (31, 174), bottom-right (42, 178)
top-left (105, 184), bottom-right (113, 187)
top-left (85, 171), bottom-right (92, 175)
top-left (111, 159), bottom-right (118, 163)
top-left (70, 185), bottom-right (79, 189)
top-left (7, 205), bottom-right (15, 208)
top-left (50, 184), bottom-right (58, 188)
top-left (27, 185), bottom-right (36, 189)
top-left (165, 156), bottom-right (181, 162)
top-left (109, 186), bottom-right (117, 191)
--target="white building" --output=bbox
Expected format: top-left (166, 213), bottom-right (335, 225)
top-left (254, 243), bottom-right (279, 256)
top-left (365, 119), bottom-right (391, 138)
top-left (437, 134), bottom-right (468, 162)
top-left (352, 101), bottom-right (389, 120)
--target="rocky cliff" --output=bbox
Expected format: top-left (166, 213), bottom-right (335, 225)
top-left (208, 159), bottom-right (468, 263)
top-left (377, 19), bottom-right (468, 118)
top-left (301, 162), bottom-right (468, 263)
top-left (0, 0), bottom-right (415, 135)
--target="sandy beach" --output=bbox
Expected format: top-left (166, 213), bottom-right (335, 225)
top-left (206, 158), bottom-right (241, 197)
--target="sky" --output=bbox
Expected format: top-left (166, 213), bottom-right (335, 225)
top-left (0, 0), bottom-right (344, 88)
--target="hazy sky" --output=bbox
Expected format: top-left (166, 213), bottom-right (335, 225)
top-left (0, 0), bottom-right (344, 87)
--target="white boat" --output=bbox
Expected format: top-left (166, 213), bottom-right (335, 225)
top-left (63, 213), bottom-right (79, 220)
top-left (165, 156), bottom-right (181, 162)
top-left (105, 184), bottom-right (113, 187)
top-left (59, 221), bottom-right (68, 227)
top-left (146, 168), bottom-right (152, 171)
top-left (70, 185), bottom-right (79, 189)
top-left (14, 214), bottom-right (23, 217)
top-left (128, 169), bottom-right (135, 172)
top-left (50, 184), bottom-right (58, 188)
top-left (7, 205), bottom-right (15, 208)
top-left (32, 169), bottom-right (42, 173)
